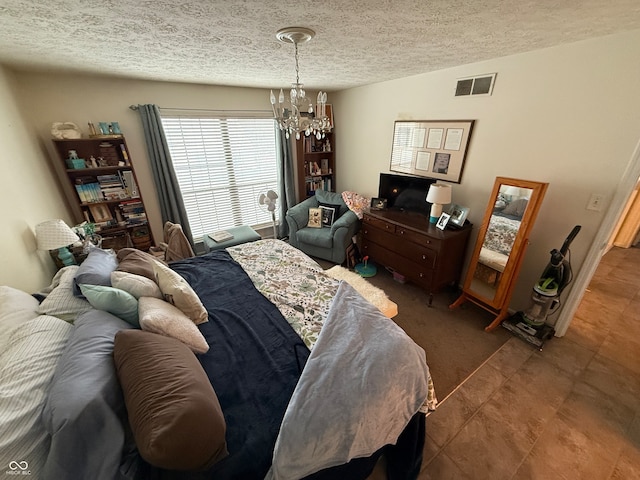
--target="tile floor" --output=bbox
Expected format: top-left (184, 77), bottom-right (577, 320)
top-left (422, 246), bottom-right (640, 479)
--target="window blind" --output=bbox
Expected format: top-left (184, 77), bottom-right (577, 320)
top-left (161, 115), bottom-right (279, 242)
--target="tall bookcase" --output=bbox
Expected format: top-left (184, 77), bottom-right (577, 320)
top-left (51, 136), bottom-right (153, 252)
top-left (295, 131), bottom-right (335, 202)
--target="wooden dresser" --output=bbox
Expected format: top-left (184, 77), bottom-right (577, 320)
top-left (361, 209), bottom-right (471, 305)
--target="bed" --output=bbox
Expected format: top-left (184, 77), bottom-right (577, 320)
top-left (0, 239), bottom-right (434, 480)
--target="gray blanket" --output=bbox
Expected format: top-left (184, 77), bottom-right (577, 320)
top-left (266, 282), bottom-right (429, 480)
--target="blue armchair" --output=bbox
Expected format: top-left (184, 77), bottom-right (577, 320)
top-left (286, 190), bottom-right (360, 264)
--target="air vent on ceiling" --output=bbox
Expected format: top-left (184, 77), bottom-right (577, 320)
top-left (455, 73), bottom-right (496, 97)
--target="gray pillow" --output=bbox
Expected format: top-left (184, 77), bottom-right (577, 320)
top-left (42, 310), bottom-right (134, 480)
top-left (502, 198), bottom-right (529, 218)
top-left (73, 248), bottom-right (118, 297)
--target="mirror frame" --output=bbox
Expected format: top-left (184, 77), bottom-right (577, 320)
top-left (450, 177), bottom-right (549, 331)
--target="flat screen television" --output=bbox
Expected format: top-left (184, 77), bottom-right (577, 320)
top-left (378, 173), bottom-right (435, 215)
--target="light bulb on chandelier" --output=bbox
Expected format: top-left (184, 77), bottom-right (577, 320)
top-left (270, 27), bottom-right (332, 140)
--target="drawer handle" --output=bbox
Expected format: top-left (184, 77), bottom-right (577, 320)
top-left (364, 229), bottom-right (368, 234)
top-left (419, 273), bottom-right (425, 278)
top-left (422, 254), bottom-right (426, 260)
top-left (425, 240), bottom-right (431, 244)
top-left (399, 230), bottom-right (405, 235)
top-left (386, 225), bottom-right (391, 230)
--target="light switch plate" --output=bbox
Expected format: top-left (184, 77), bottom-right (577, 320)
top-left (586, 193), bottom-right (605, 211)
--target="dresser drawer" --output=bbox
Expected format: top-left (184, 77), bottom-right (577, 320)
top-left (396, 227), bottom-right (442, 251)
top-left (401, 242), bottom-right (437, 269)
top-left (362, 240), bottom-right (433, 289)
top-left (363, 214), bottom-right (396, 233)
top-left (361, 224), bottom-right (397, 249)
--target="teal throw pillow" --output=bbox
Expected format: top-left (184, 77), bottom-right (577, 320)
top-left (79, 284), bottom-right (139, 327)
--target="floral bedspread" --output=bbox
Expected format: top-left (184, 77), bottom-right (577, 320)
top-left (227, 239), bottom-right (438, 410)
top-left (482, 214), bottom-right (520, 255)
top-left (227, 240), bottom-right (340, 349)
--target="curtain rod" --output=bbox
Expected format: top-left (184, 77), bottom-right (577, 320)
top-left (129, 105), bottom-right (269, 114)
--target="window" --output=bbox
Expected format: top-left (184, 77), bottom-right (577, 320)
top-left (161, 114), bottom-right (279, 242)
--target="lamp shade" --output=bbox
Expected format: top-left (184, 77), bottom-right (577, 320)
top-left (35, 219), bottom-right (79, 250)
top-left (426, 184), bottom-right (453, 224)
top-left (426, 184), bottom-right (452, 205)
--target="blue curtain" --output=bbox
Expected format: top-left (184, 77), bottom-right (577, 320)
top-left (276, 130), bottom-right (296, 238)
top-left (133, 104), bottom-right (194, 246)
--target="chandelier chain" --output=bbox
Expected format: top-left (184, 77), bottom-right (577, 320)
top-left (294, 42), bottom-right (300, 86)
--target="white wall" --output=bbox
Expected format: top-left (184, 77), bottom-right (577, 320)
top-left (332, 30), bottom-right (640, 312)
top-left (0, 65), bottom-right (73, 291)
top-left (11, 73), bottom-right (274, 247)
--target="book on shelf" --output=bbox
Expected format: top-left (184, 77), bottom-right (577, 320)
top-left (119, 144), bottom-right (130, 164)
top-left (209, 230), bottom-right (234, 243)
top-left (122, 171), bottom-right (139, 198)
top-left (305, 177), bottom-right (332, 195)
top-left (118, 199), bottom-right (147, 225)
top-left (75, 181), bottom-right (101, 203)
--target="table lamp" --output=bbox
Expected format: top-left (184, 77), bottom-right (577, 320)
top-left (36, 219), bottom-right (80, 266)
top-left (426, 184), bottom-right (452, 224)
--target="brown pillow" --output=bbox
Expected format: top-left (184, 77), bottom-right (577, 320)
top-left (113, 330), bottom-right (228, 470)
top-left (116, 248), bottom-right (167, 281)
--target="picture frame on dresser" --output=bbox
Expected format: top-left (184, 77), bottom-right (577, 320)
top-left (436, 213), bottom-right (451, 230)
top-left (370, 198), bottom-right (387, 210)
top-left (448, 204), bottom-right (470, 227)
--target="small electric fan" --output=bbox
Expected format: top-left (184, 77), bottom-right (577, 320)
top-left (258, 190), bottom-right (279, 239)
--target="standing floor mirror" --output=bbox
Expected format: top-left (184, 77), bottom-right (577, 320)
top-left (450, 177), bottom-right (548, 331)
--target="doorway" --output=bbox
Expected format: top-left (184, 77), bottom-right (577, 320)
top-left (608, 178), bottom-right (640, 250)
top-left (555, 137), bottom-right (640, 336)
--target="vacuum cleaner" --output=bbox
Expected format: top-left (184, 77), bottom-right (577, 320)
top-left (503, 225), bottom-right (581, 349)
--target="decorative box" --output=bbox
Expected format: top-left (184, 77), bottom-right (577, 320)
top-left (66, 158), bottom-right (86, 169)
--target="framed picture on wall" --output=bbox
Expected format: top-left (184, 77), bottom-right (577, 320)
top-left (390, 119), bottom-right (474, 183)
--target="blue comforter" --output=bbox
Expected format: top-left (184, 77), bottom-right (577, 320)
top-left (165, 251), bottom-right (310, 479)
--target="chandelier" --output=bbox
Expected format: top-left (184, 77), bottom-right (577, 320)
top-left (270, 27), bottom-right (331, 140)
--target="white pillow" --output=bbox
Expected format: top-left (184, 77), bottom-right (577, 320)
top-left (111, 271), bottom-right (162, 299)
top-left (0, 315), bottom-right (73, 475)
top-left (37, 266), bottom-right (92, 322)
top-left (138, 297), bottom-right (209, 354)
top-left (0, 286), bottom-right (41, 352)
top-left (152, 261), bottom-right (208, 325)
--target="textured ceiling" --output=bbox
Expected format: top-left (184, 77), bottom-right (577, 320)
top-left (1, 1), bottom-right (640, 91)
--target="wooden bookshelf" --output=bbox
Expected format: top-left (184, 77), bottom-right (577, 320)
top-left (295, 130), bottom-right (335, 202)
top-left (51, 136), bottom-right (153, 251)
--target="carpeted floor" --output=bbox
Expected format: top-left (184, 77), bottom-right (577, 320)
top-left (315, 258), bottom-right (511, 401)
